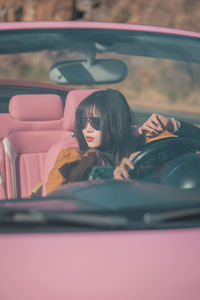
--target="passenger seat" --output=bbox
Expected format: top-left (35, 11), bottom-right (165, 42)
top-left (3, 94), bottom-right (65, 198)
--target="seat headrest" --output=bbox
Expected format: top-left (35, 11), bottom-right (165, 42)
top-left (63, 89), bottom-right (100, 131)
top-left (9, 94), bottom-right (63, 121)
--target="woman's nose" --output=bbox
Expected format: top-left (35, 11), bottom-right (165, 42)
top-left (85, 121), bottom-right (93, 131)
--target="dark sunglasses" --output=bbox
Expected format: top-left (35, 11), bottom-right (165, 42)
top-left (81, 116), bottom-right (101, 130)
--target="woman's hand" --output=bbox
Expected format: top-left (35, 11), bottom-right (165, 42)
top-left (113, 151), bottom-right (140, 180)
top-left (138, 113), bottom-right (180, 137)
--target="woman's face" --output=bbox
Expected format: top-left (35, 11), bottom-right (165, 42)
top-left (82, 112), bottom-right (102, 148)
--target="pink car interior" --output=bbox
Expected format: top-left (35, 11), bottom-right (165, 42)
top-left (1, 94), bottom-right (65, 199)
top-left (0, 88), bottom-right (149, 199)
top-left (42, 89), bottom-right (100, 196)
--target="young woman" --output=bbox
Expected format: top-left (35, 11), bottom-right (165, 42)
top-left (46, 89), bottom-right (200, 194)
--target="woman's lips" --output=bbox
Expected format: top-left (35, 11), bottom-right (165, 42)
top-left (86, 136), bottom-right (94, 142)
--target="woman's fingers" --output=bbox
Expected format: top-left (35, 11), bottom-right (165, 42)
top-left (156, 114), bottom-right (180, 132)
top-left (139, 122), bottom-right (161, 137)
top-left (113, 165), bottom-right (129, 180)
top-left (141, 123), bottom-right (160, 135)
top-left (129, 151), bottom-right (140, 161)
top-left (139, 114), bottom-right (161, 136)
top-left (113, 160), bottom-right (129, 180)
top-left (116, 158), bottom-right (132, 179)
top-left (138, 113), bottom-right (177, 137)
top-left (113, 153), bottom-right (140, 180)
top-left (121, 157), bottom-right (134, 170)
top-left (147, 114), bottom-right (164, 129)
top-left (148, 113), bottom-right (163, 130)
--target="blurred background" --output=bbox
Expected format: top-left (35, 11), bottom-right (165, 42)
top-left (1, 0), bottom-right (200, 118)
top-left (0, 0), bottom-right (200, 32)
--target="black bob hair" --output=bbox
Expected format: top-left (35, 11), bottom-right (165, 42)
top-left (74, 89), bottom-right (142, 165)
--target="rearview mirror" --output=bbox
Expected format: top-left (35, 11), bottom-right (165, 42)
top-left (49, 59), bottom-right (127, 85)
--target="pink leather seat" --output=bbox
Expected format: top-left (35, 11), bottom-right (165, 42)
top-left (3, 94), bottom-right (65, 199)
top-left (42, 89), bottom-right (100, 196)
top-left (0, 142), bottom-right (7, 199)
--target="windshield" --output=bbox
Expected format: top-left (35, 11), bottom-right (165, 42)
top-left (0, 24), bottom-right (200, 232)
top-left (1, 28), bottom-right (200, 118)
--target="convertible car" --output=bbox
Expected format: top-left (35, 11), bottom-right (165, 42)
top-left (1, 22), bottom-right (200, 300)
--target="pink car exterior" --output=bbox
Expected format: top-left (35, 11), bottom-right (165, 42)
top-left (1, 228), bottom-right (200, 300)
top-left (0, 21), bottom-right (200, 300)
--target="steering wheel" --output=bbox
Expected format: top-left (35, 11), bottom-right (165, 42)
top-left (128, 137), bottom-right (200, 179)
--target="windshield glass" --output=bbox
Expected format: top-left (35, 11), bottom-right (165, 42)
top-left (1, 28), bottom-right (200, 118)
top-left (0, 25), bottom-right (200, 230)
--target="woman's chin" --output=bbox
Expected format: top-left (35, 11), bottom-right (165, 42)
top-left (87, 142), bottom-right (101, 148)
